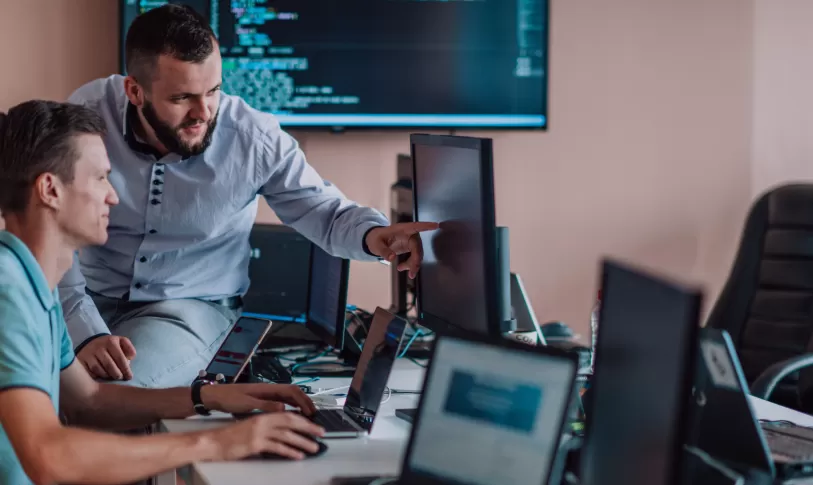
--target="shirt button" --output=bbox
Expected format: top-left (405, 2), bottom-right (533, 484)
top-left (152, 189), bottom-right (162, 195)
top-left (149, 229), bottom-right (157, 234)
top-left (153, 180), bottom-right (163, 186)
top-left (139, 256), bottom-right (147, 263)
top-left (151, 199), bottom-right (161, 205)
top-left (155, 170), bottom-right (164, 176)
top-left (135, 283), bottom-right (142, 289)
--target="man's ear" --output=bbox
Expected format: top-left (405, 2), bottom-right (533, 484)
top-left (34, 172), bottom-right (64, 211)
top-left (123, 76), bottom-right (145, 107)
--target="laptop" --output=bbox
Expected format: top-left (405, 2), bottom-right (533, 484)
top-left (581, 260), bottom-right (702, 485)
top-left (310, 307), bottom-right (408, 438)
top-left (510, 272), bottom-right (547, 346)
top-left (694, 328), bottom-right (813, 480)
top-left (330, 332), bottom-right (580, 485)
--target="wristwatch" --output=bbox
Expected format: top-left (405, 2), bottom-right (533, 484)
top-left (191, 379), bottom-right (214, 416)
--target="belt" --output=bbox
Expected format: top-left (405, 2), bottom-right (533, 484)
top-left (119, 292), bottom-right (243, 309)
top-left (207, 295), bottom-right (243, 310)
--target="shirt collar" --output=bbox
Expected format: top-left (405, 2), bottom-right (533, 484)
top-left (0, 231), bottom-right (57, 311)
top-left (122, 102), bottom-right (187, 162)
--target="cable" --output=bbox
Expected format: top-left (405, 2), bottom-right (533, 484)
top-left (389, 389), bottom-right (421, 395)
top-left (290, 357), bottom-right (345, 374)
top-left (346, 311), bottom-right (370, 334)
top-left (293, 377), bottom-right (320, 386)
top-left (381, 386), bottom-right (392, 404)
top-left (684, 445), bottom-right (745, 485)
top-left (759, 419), bottom-right (809, 428)
top-left (408, 357), bottom-right (427, 368)
top-left (398, 329), bottom-right (423, 359)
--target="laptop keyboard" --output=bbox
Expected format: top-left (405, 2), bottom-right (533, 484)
top-left (312, 409), bottom-right (359, 432)
top-left (764, 428), bottom-right (813, 460)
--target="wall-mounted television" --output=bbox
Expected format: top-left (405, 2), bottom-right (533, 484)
top-left (120, 0), bottom-right (549, 130)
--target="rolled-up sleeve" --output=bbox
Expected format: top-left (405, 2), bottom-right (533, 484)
top-left (259, 130), bottom-right (389, 261)
top-left (58, 253), bottom-right (109, 350)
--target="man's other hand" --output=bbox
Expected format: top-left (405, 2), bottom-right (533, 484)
top-left (76, 335), bottom-right (136, 380)
top-left (202, 383), bottom-right (318, 416)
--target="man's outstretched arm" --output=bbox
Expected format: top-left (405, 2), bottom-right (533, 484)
top-left (0, 387), bottom-right (213, 485)
top-left (2, 385), bottom-right (325, 485)
top-left (60, 361), bottom-right (317, 431)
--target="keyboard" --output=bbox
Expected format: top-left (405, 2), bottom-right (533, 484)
top-left (252, 355), bottom-right (293, 384)
top-left (312, 409), bottom-right (360, 432)
top-left (764, 428), bottom-right (813, 460)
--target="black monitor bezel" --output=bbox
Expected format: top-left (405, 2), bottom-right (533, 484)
top-left (398, 331), bottom-right (580, 485)
top-left (303, 244), bottom-right (351, 350)
top-left (116, 1), bottom-right (550, 132)
top-left (409, 134), bottom-right (502, 340)
top-left (580, 259), bottom-right (703, 485)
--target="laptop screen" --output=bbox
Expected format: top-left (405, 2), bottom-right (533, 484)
top-left (693, 329), bottom-right (773, 472)
top-left (404, 337), bottom-right (575, 485)
top-left (344, 308), bottom-right (407, 431)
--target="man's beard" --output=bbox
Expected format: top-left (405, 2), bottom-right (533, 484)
top-left (141, 100), bottom-right (217, 157)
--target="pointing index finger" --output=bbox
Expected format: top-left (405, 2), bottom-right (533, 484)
top-left (405, 221), bottom-right (440, 234)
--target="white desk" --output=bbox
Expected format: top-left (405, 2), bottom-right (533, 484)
top-left (159, 359), bottom-right (813, 485)
top-left (160, 359), bottom-right (424, 485)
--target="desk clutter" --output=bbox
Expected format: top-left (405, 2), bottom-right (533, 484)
top-left (182, 135), bottom-right (813, 485)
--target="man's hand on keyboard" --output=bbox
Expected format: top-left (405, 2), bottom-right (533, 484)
top-left (201, 383), bottom-right (318, 416)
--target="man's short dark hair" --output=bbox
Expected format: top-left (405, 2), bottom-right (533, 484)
top-left (125, 4), bottom-right (217, 84)
top-left (0, 100), bottom-right (106, 215)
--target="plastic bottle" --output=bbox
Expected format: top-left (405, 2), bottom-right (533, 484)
top-left (589, 290), bottom-right (602, 373)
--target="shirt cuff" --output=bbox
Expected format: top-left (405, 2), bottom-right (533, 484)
top-left (65, 300), bottom-right (111, 353)
top-left (361, 225), bottom-right (383, 257)
top-left (74, 333), bottom-right (109, 355)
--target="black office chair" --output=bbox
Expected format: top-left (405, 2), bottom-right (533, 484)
top-left (706, 184), bottom-right (813, 412)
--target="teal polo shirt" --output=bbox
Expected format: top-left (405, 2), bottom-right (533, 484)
top-left (0, 231), bottom-right (75, 484)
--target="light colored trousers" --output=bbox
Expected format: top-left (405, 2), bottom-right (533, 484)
top-left (89, 292), bottom-right (240, 388)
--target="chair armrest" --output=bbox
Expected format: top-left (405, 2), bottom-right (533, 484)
top-left (750, 353), bottom-right (813, 400)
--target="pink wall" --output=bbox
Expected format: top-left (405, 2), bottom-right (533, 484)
top-left (0, 0), bottom-right (118, 108)
top-left (752, 0), bottom-right (813, 196)
top-left (0, 0), bottom-right (755, 339)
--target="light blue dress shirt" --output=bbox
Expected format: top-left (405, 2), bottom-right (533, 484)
top-left (59, 75), bottom-right (388, 349)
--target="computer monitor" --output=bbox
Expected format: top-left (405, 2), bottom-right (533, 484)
top-left (305, 243), bottom-right (350, 349)
top-left (410, 134), bottom-right (502, 339)
top-left (580, 260), bottom-right (702, 485)
top-left (119, 0), bottom-right (549, 130)
top-left (244, 223), bottom-right (310, 322)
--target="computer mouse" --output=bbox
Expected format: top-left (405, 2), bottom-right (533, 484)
top-left (540, 321), bottom-right (574, 340)
top-left (232, 411), bottom-right (328, 460)
top-left (242, 431), bottom-right (328, 460)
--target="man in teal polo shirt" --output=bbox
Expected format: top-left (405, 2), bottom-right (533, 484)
top-left (0, 100), bottom-right (326, 484)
